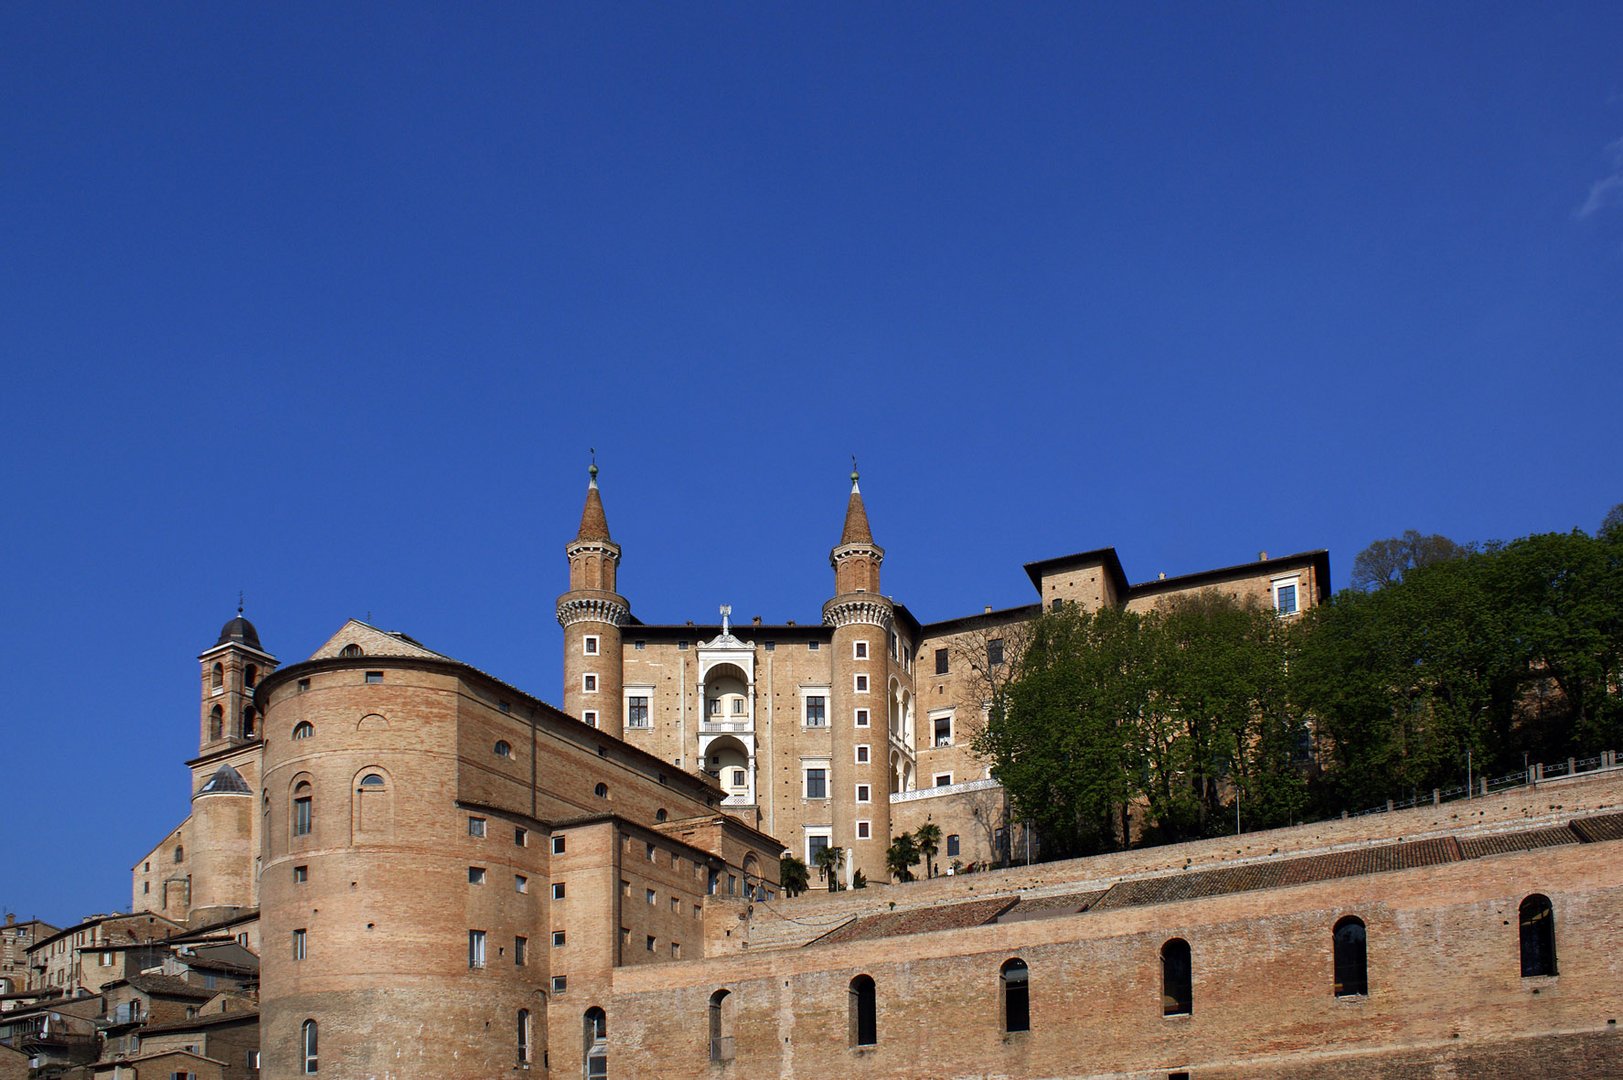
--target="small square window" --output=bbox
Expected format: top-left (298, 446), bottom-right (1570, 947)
top-left (935, 773), bottom-right (953, 787)
top-left (365, 670), bottom-right (384, 684)
top-left (854, 674), bottom-right (869, 693)
top-left (678, 640), bottom-right (689, 650)
top-left (583, 674), bottom-right (598, 693)
top-left (855, 784), bottom-right (871, 803)
top-left (634, 640), bottom-right (646, 650)
top-left (552, 931), bottom-right (566, 947)
top-left (468, 866), bottom-right (487, 885)
top-left (515, 827), bottom-right (527, 846)
top-left (584, 636), bottom-right (599, 656)
top-left (583, 710), bottom-right (599, 728)
top-left (293, 865), bottom-right (308, 883)
top-left (855, 709), bottom-right (870, 728)
top-left (854, 641), bottom-right (868, 659)
top-left (551, 835), bottom-right (565, 855)
top-left (856, 745), bottom-right (870, 764)
top-left (552, 883), bottom-right (566, 900)
top-left (808, 640), bottom-right (820, 650)
top-left (764, 641), bottom-right (775, 652)
top-left (515, 875), bottom-right (528, 894)
top-left (856, 821), bottom-right (871, 840)
top-left (468, 817), bottom-right (486, 838)
top-left (551, 975), bottom-right (567, 993)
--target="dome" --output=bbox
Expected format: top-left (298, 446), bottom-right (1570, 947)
top-left (216, 613), bottom-right (262, 649)
top-left (199, 764), bottom-right (251, 795)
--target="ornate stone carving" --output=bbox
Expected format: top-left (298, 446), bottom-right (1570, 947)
top-left (822, 596), bottom-right (894, 630)
top-left (556, 596), bottom-right (629, 628)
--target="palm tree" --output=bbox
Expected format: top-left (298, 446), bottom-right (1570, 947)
top-left (779, 854), bottom-right (810, 898)
top-left (913, 822), bottom-right (942, 879)
top-left (885, 834), bottom-right (920, 883)
top-left (813, 844), bottom-right (845, 892)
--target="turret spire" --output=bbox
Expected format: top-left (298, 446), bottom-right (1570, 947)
top-left (840, 461), bottom-right (873, 546)
top-left (576, 456), bottom-right (611, 542)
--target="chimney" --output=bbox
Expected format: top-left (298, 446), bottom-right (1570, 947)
top-left (1158, 572), bottom-right (1166, 581)
top-left (752, 616), bottom-right (762, 627)
top-left (984, 605), bottom-right (992, 614)
top-left (1258, 551), bottom-right (1269, 561)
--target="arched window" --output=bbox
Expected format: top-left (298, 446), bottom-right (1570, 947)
top-left (173, 845), bottom-right (184, 863)
top-left (300, 1018), bottom-right (318, 1073)
top-left (849, 974), bottom-right (877, 1046)
top-left (1001, 958), bottom-right (1030, 1032)
top-left (211, 663), bottom-right (224, 690)
top-left (594, 783), bottom-right (608, 799)
top-left (708, 989), bottom-right (734, 1062)
top-left (359, 774), bottom-right (384, 787)
top-left (517, 1008), bottom-right (531, 1065)
top-left (242, 706), bottom-right (258, 739)
top-left (494, 740), bottom-right (512, 758)
top-left (245, 664), bottom-right (259, 688)
top-left (1161, 939), bottom-right (1192, 1016)
top-left (292, 722), bottom-right (314, 740)
top-left (1333, 917), bottom-right (1368, 997)
top-left (339, 643), bottom-right (364, 658)
top-left (209, 705), bottom-right (224, 742)
top-left (583, 1007), bottom-right (607, 1079)
top-left (655, 808), bottom-right (668, 823)
top-left (1519, 894), bottom-right (1557, 977)
top-left (293, 781), bottom-right (313, 838)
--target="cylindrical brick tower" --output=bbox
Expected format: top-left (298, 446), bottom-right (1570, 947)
top-left (187, 763), bottom-right (255, 924)
top-left (822, 468), bottom-right (893, 886)
top-left (256, 657), bottom-right (547, 1079)
top-left (557, 464), bottom-right (629, 737)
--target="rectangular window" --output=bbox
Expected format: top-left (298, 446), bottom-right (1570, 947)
top-left (584, 636), bottom-right (599, 655)
top-left (634, 640), bottom-right (645, 650)
top-left (515, 827), bottom-right (527, 846)
top-left (854, 641), bottom-right (868, 659)
top-left (855, 709), bottom-right (870, 728)
top-left (552, 883), bottom-right (566, 900)
top-left (1274, 577), bottom-right (1301, 616)
top-left (678, 639), bottom-right (689, 650)
top-left (627, 695), bottom-right (650, 728)
top-left (808, 640), bottom-right (820, 650)
top-left (1051, 598), bottom-right (1063, 612)
top-left (805, 768), bottom-right (828, 800)
top-left (935, 648), bottom-right (949, 675)
top-left (856, 820), bottom-right (871, 840)
top-left (646, 842), bottom-right (657, 862)
top-left (468, 929), bottom-right (486, 968)
top-left (646, 935), bottom-right (656, 952)
top-left (805, 695), bottom-right (826, 726)
top-left (933, 714), bottom-right (953, 747)
top-left (292, 929), bottom-right (306, 961)
top-left (645, 888), bottom-right (656, 906)
top-left (293, 796), bottom-right (312, 837)
top-left (515, 874), bottom-right (528, 894)
top-left (854, 674), bottom-right (869, 693)
top-left (468, 816), bottom-right (486, 838)
top-left (583, 710), bottom-right (599, 728)
top-left (856, 744), bottom-right (870, 764)
top-left (731, 697), bottom-right (745, 715)
top-left (935, 773), bottom-right (953, 787)
top-left (855, 784), bottom-right (871, 803)
top-left (988, 638), bottom-right (1004, 666)
top-left (764, 641), bottom-right (775, 652)
top-left (293, 865), bottom-right (308, 883)
top-left (807, 833), bottom-right (830, 867)
top-left (669, 896), bottom-right (681, 913)
top-left (551, 835), bottom-right (565, 854)
top-left (671, 942), bottom-right (681, 959)
top-left (468, 866), bottom-right (487, 885)
top-left (365, 670), bottom-right (383, 684)
top-left (947, 834), bottom-right (960, 857)
top-left (551, 975), bottom-right (567, 993)
top-left (582, 674), bottom-right (597, 692)
top-left (552, 931), bottom-right (566, 947)
top-left (619, 927), bottom-right (630, 947)
top-left (514, 935), bottom-right (528, 966)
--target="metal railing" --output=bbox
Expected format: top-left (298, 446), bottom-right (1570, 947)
top-left (1346, 750), bottom-right (1619, 818)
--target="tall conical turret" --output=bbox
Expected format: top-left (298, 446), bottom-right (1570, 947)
top-left (558, 461), bottom-right (629, 735)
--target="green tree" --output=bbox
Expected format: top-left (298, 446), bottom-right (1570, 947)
top-left (778, 854), bottom-right (810, 899)
top-left (1350, 531), bottom-right (1469, 591)
top-left (913, 822), bottom-right (942, 879)
top-left (885, 833), bottom-right (920, 882)
top-left (1601, 503), bottom-right (1623, 538)
top-left (813, 845), bottom-right (844, 893)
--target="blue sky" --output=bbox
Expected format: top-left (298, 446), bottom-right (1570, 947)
top-left (3, 4), bottom-right (1620, 923)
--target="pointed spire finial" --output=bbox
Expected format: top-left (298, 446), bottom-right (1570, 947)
top-left (850, 454), bottom-right (859, 488)
top-left (238, 590), bottom-right (245, 616)
top-left (588, 448), bottom-right (598, 486)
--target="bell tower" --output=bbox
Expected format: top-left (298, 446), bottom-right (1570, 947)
top-left (557, 463), bottom-right (630, 736)
top-left (822, 466), bottom-right (893, 885)
top-left (197, 603), bottom-right (276, 755)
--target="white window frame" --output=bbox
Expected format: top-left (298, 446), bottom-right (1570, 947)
top-left (1272, 574), bottom-right (1302, 617)
top-left (853, 674), bottom-right (869, 693)
top-left (802, 761), bottom-right (830, 800)
top-left (800, 686), bottom-right (830, 728)
top-left (804, 826), bottom-right (833, 866)
top-left (583, 635), bottom-right (600, 656)
top-left (930, 708), bottom-right (955, 748)
top-left (854, 708), bottom-right (870, 728)
top-left (582, 673), bottom-right (598, 693)
top-left (934, 772), bottom-right (954, 787)
top-left (856, 820), bottom-right (872, 840)
top-left (853, 640), bottom-right (868, 660)
top-left (625, 685), bottom-right (654, 729)
top-left (582, 710), bottom-right (599, 728)
top-left (855, 744), bottom-right (870, 764)
top-left (855, 784), bottom-right (871, 804)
